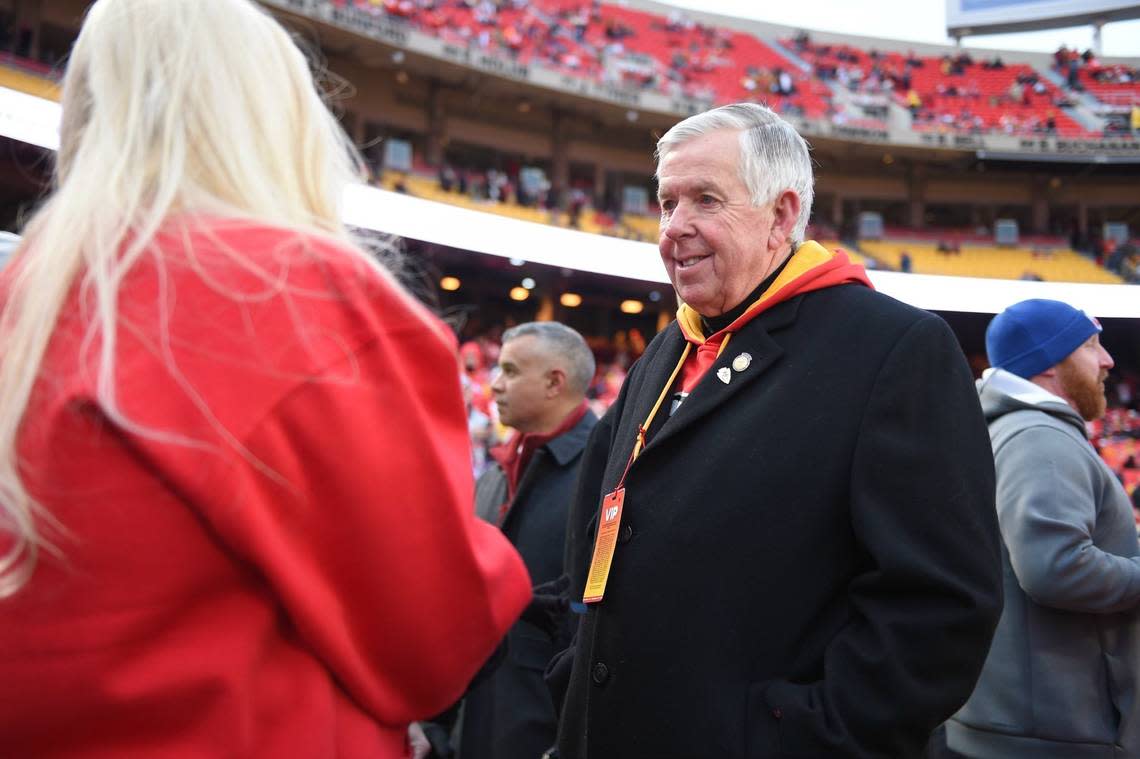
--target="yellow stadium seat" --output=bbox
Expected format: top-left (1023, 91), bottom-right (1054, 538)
top-left (858, 241), bottom-right (1124, 284)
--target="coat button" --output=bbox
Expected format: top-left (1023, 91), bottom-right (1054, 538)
top-left (591, 661), bottom-right (610, 685)
top-left (618, 524), bottom-right (633, 543)
top-left (771, 707), bottom-right (783, 720)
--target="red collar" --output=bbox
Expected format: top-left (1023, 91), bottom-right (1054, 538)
top-left (675, 242), bottom-right (871, 393)
top-left (491, 400), bottom-right (589, 502)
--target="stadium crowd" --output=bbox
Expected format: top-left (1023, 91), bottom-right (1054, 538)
top-left (320, 0), bottom-right (1139, 140)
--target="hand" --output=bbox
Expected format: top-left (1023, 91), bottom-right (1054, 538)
top-left (408, 722), bottom-right (431, 759)
top-left (519, 573), bottom-right (571, 640)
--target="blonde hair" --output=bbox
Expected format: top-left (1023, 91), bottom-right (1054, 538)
top-left (0, 0), bottom-right (377, 596)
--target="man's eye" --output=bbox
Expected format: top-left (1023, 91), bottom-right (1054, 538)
top-left (660, 200), bottom-right (675, 212)
top-left (699, 195), bottom-right (717, 205)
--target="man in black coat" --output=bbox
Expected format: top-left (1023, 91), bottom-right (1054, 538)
top-left (549, 103), bottom-right (1002, 759)
top-left (438, 321), bottom-right (597, 759)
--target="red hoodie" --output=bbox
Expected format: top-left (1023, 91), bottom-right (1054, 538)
top-left (675, 241), bottom-right (872, 392)
top-left (0, 220), bottom-right (531, 758)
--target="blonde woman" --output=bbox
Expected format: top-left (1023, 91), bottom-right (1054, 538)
top-left (0, 0), bottom-right (531, 756)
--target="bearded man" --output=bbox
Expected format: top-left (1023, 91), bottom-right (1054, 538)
top-left (947, 298), bottom-right (1140, 759)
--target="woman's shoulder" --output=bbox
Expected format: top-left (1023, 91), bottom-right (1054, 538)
top-left (160, 217), bottom-right (376, 288)
top-left (154, 217), bottom-right (452, 348)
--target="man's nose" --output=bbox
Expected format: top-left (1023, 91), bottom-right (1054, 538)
top-left (1100, 346), bottom-right (1115, 370)
top-left (662, 204), bottom-right (693, 241)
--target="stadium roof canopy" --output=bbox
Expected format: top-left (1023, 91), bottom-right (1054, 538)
top-left (1, 85), bottom-right (1137, 318)
top-left (946, 0), bottom-right (1140, 38)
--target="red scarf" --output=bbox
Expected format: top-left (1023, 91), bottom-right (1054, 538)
top-left (675, 242), bottom-right (872, 392)
top-left (490, 400), bottom-right (589, 525)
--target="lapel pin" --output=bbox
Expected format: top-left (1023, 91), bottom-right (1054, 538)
top-left (716, 367), bottom-right (732, 384)
top-left (732, 352), bottom-right (752, 372)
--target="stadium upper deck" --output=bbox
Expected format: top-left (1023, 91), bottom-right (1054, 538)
top-left (0, 0), bottom-right (1137, 287)
top-left (259, 0), bottom-right (1140, 155)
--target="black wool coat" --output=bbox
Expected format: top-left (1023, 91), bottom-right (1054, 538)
top-left (460, 410), bottom-right (597, 759)
top-left (552, 284), bottom-right (1002, 759)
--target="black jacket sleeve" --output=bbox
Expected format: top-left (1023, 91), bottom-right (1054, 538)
top-left (759, 314), bottom-right (1002, 758)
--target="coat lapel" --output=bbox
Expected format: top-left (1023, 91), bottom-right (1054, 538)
top-left (645, 296), bottom-right (802, 454)
top-left (503, 448), bottom-right (548, 531)
top-left (617, 326), bottom-right (688, 453)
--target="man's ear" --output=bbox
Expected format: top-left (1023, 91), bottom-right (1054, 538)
top-left (768, 189), bottom-right (801, 253)
top-left (546, 367), bottom-right (568, 398)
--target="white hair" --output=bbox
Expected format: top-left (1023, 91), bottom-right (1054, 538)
top-left (0, 0), bottom-right (379, 596)
top-left (655, 102), bottom-right (815, 242)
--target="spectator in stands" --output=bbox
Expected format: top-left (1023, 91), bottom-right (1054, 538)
top-left (1054, 44), bottom-right (1071, 70)
top-left (549, 102), bottom-right (1002, 758)
top-left (568, 187), bottom-right (588, 228)
top-left (899, 249), bottom-right (913, 272)
top-left (1123, 249), bottom-right (1140, 284)
top-left (0, 1), bottom-right (531, 756)
top-left (429, 322), bottom-right (597, 759)
top-left (1067, 58), bottom-right (1083, 90)
top-left (949, 300), bottom-right (1139, 758)
top-left (1007, 80), bottom-right (1025, 105)
top-left (439, 163), bottom-right (458, 192)
top-left (775, 67), bottom-right (795, 96)
top-left (907, 88), bottom-right (923, 117)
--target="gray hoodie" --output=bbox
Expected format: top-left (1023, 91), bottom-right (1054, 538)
top-left (947, 369), bottom-right (1140, 759)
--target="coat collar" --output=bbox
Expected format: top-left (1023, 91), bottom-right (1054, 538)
top-left (631, 296), bottom-right (803, 456)
top-left (502, 410), bottom-right (598, 531)
top-left (544, 409), bottom-right (598, 466)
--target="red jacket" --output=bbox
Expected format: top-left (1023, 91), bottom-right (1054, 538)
top-left (0, 219), bottom-right (531, 757)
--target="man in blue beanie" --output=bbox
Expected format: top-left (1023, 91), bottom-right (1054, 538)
top-left (947, 298), bottom-right (1139, 758)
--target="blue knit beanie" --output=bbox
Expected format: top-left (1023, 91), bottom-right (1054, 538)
top-left (986, 299), bottom-right (1101, 379)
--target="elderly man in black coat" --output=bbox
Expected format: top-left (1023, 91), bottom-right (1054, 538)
top-left (548, 103), bottom-right (1002, 759)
